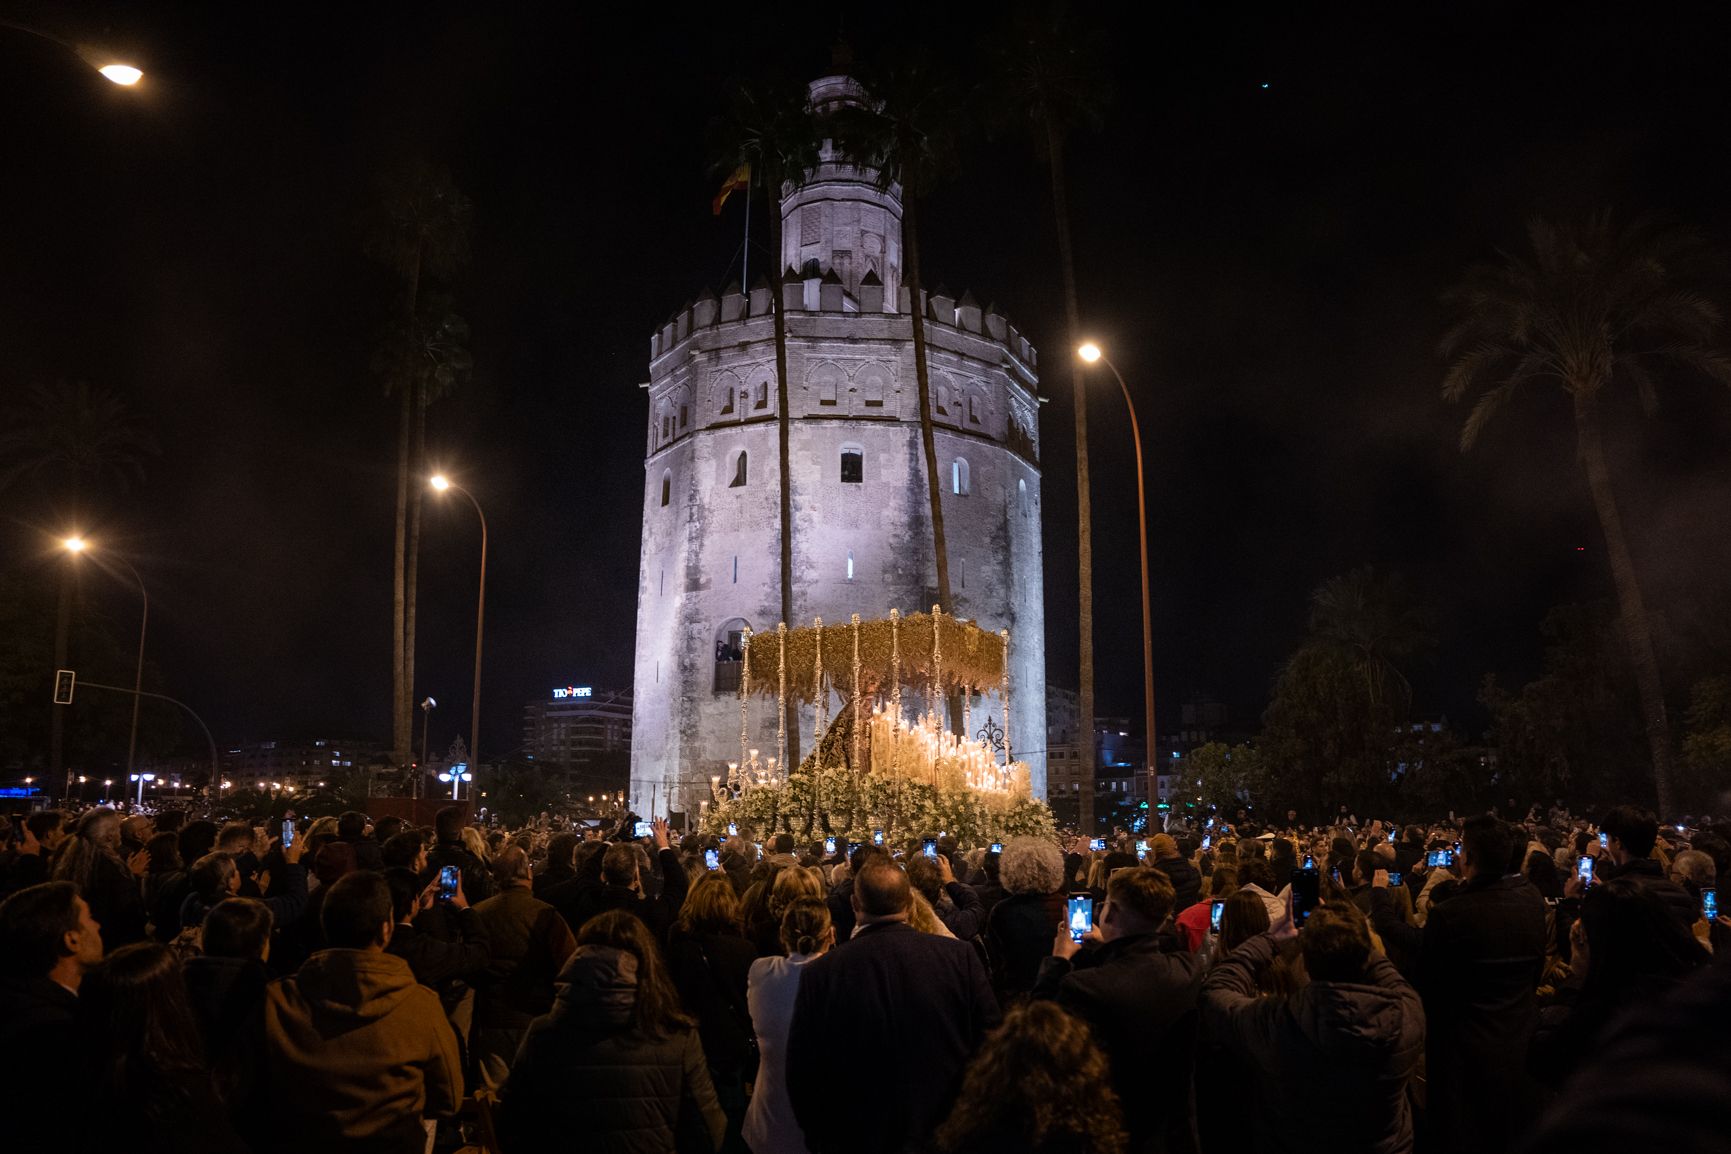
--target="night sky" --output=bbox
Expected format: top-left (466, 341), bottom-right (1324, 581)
top-left (5, 2), bottom-right (1731, 764)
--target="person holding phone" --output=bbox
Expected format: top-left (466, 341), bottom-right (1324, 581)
top-left (1202, 902), bottom-right (1422, 1152)
top-left (382, 866), bottom-right (491, 1020)
top-left (1586, 806), bottom-right (1698, 933)
top-left (1034, 866), bottom-right (1204, 1154)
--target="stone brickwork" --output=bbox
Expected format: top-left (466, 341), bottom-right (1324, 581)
top-left (629, 74), bottom-right (1046, 819)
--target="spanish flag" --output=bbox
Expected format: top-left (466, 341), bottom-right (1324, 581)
top-left (712, 163), bottom-right (751, 216)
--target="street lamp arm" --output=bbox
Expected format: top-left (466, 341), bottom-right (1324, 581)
top-left (73, 680), bottom-right (220, 795)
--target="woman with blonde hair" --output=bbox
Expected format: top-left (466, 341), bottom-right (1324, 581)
top-left (743, 898), bottom-right (834, 1154)
top-left (767, 866), bottom-right (824, 931)
top-left (936, 1001), bottom-right (1127, 1154)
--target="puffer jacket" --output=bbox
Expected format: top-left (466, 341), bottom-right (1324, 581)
top-left (1203, 933), bottom-right (1425, 1154)
top-left (496, 945), bottom-right (725, 1154)
top-left (1152, 855), bottom-right (1203, 913)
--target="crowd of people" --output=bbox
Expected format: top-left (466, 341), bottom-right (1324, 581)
top-left (1, 797), bottom-right (1727, 1153)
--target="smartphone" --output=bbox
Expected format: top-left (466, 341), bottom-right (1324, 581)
top-left (1577, 855), bottom-right (1595, 887)
top-left (1209, 899), bottom-right (1226, 933)
top-left (1089, 837), bottom-right (1106, 852)
top-left (281, 819), bottom-right (295, 848)
top-left (1426, 849), bottom-right (1454, 869)
top-left (1291, 867), bottom-right (1321, 927)
top-left (824, 836), bottom-right (837, 855)
top-left (1704, 888), bottom-right (1718, 921)
top-left (1066, 894), bottom-right (1093, 943)
top-left (1387, 871), bottom-right (1403, 887)
top-left (633, 820), bottom-right (653, 839)
top-left (922, 838), bottom-right (938, 860)
top-left (1387, 826), bottom-right (1398, 843)
top-left (1134, 839), bottom-right (1148, 854)
top-left (1598, 831), bottom-right (1608, 849)
top-left (1329, 865), bottom-right (1343, 888)
top-left (847, 841), bottom-right (863, 856)
top-left (1201, 835), bottom-right (1212, 851)
top-left (990, 842), bottom-right (1004, 854)
top-left (436, 865), bottom-right (459, 902)
top-left (704, 848), bottom-right (721, 871)
top-left (873, 829), bottom-right (885, 847)
top-left (727, 822), bottom-right (738, 836)
top-left (1301, 855), bottom-right (1315, 871)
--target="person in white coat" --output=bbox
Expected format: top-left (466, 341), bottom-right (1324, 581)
top-left (743, 898), bottom-right (834, 1154)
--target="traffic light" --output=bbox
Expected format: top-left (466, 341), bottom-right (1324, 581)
top-left (53, 670), bottom-right (76, 705)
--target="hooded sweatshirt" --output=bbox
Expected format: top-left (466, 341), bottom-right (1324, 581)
top-left (1203, 933), bottom-right (1425, 1154)
top-left (259, 948), bottom-right (461, 1154)
top-left (496, 945), bottom-right (725, 1154)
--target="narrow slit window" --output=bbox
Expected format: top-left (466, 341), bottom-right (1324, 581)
top-left (952, 458), bottom-right (970, 495)
top-left (730, 452), bottom-right (747, 488)
top-left (732, 556), bottom-right (738, 584)
top-left (846, 549), bottom-right (855, 581)
top-left (660, 471), bottom-right (671, 506)
top-left (840, 447), bottom-right (863, 484)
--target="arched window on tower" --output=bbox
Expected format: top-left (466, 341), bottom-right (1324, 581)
top-left (720, 387), bottom-right (735, 415)
top-left (729, 451), bottom-right (748, 488)
top-left (755, 381), bottom-right (770, 410)
top-left (967, 394), bottom-right (981, 425)
top-left (840, 444), bottom-right (864, 484)
top-left (1018, 477), bottom-right (1028, 515)
top-left (952, 457), bottom-right (971, 496)
top-left (660, 470), bottom-right (671, 507)
top-left (714, 617), bottom-right (750, 693)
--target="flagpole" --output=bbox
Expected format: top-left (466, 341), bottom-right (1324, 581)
top-left (742, 176), bottom-right (751, 289)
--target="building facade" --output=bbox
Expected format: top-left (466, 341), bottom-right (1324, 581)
top-left (631, 73), bottom-right (1047, 818)
top-left (524, 685), bottom-right (633, 797)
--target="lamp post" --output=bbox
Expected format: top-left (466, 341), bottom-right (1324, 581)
top-left (430, 475), bottom-right (488, 770)
top-left (1077, 343), bottom-right (1157, 819)
top-left (63, 537), bottom-right (150, 784)
top-left (129, 772), bottom-right (155, 807)
top-left (438, 764), bottom-right (472, 801)
top-left (418, 696), bottom-right (437, 800)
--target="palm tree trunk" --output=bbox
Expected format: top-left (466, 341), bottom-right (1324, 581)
top-left (391, 382), bottom-right (411, 769)
top-left (1575, 398), bottom-right (1675, 815)
top-left (902, 198), bottom-right (963, 736)
top-left (403, 383), bottom-right (426, 772)
top-left (768, 193), bottom-right (801, 770)
top-left (1047, 122), bottom-right (1096, 833)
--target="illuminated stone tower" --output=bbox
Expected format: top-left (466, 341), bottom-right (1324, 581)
top-left (629, 73), bottom-right (1046, 818)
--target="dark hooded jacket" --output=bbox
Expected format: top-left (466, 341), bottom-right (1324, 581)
top-left (495, 945), bottom-right (725, 1154)
top-left (258, 949), bottom-right (462, 1154)
top-left (1152, 855), bottom-right (1203, 913)
top-left (1203, 933), bottom-right (1425, 1154)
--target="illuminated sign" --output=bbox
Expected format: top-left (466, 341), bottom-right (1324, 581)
top-left (552, 686), bottom-right (593, 700)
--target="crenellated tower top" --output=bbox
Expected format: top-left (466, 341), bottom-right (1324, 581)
top-left (780, 74), bottom-right (903, 306)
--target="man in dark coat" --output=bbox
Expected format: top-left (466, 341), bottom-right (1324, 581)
top-left (424, 807), bottom-right (495, 905)
top-left (1373, 815), bottom-right (1545, 1154)
top-left (336, 810), bottom-right (385, 872)
top-left (1587, 805), bottom-right (1698, 931)
top-left (786, 860), bottom-right (1000, 1154)
top-left (568, 820), bottom-right (688, 942)
top-left (1034, 866), bottom-right (1204, 1154)
top-left (0, 882), bottom-right (105, 1122)
top-left (1148, 834), bottom-right (1202, 912)
top-left (383, 868), bottom-right (491, 1021)
top-left (1203, 904), bottom-right (1424, 1154)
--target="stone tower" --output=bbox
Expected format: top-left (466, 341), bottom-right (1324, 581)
top-left (629, 73), bottom-right (1046, 819)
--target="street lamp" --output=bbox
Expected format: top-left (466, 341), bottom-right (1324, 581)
top-left (129, 772), bottom-right (155, 807)
top-left (419, 696), bottom-right (438, 799)
top-left (0, 20), bottom-right (145, 85)
top-left (429, 474), bottom-right (489, 771)
top-left (63, 536), bottom-right (150, 787)
top-left (438, 763), bottom-right (473, 801)
top-left (1077, 342), bottom-right (1156, 818)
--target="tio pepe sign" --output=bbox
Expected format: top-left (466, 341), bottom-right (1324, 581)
top-left (552, 686), bottom-right (593, 700)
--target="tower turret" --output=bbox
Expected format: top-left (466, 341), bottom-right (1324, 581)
top-left (779, 74), bottom-right (903, 306)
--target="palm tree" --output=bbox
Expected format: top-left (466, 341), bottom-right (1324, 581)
top-left (837, 56), bottom-right (964, 633)
top-left (712, 79), bottom-right (821, 767)
top-left (1442, 212), bottom-right (1731, 816)
top-left (1307, 567), bottom-right (1432, 713)
top-left (371, 162), bottom-right (471, 769)
top-left (988, 4), bottom-right (1111, 829)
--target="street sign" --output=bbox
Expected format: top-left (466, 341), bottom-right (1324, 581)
top-left (53, 670), bottom-right (76, 705)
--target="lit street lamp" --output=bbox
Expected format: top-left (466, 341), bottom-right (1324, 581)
top-left (429, 474), bottom-right (489, 770)
top-left (129, 771), bottom-right (155, 807)
top-left (1077, 342), bottom-right (1157, 817)
top-left (63, 536), bottom-right (150, 790)
top-left (438, 763), bottom-right (473, 801)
